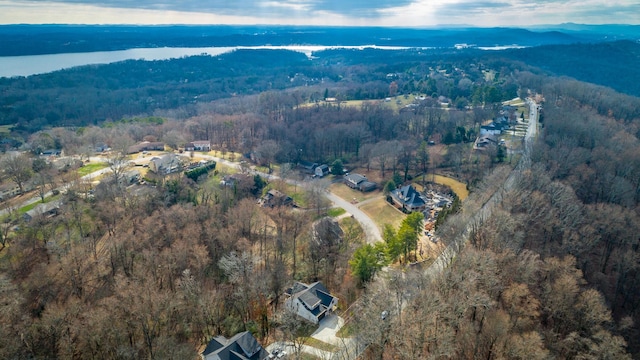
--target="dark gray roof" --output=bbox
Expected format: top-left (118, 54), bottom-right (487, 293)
top-left (202, 331), bottom-right (267, 360)
top-left (359, 181), bottom-right (377, 191)
top-left (345, 173), bottom-right (366, 184)
top-left (288, 282), bottom-right (337, 318)
top-left (392, 185), bottom-right (425, 208)
top-left (23, 200), bottom-right (63, 221)
top-left (299, 161), bottom-right (318, 170)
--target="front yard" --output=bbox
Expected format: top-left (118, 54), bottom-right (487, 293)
top-left (77, 162), bottom-right (108, 177)
top-left (328, 183), bottom-right (380, 203)
top-left (359, 196), bottom-right (405, 232)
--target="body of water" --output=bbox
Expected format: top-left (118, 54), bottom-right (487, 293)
top-left (0, 45), bottom-right (415, 78)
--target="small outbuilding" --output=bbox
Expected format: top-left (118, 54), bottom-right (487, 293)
top-left (314, 164), bottom-right (329, 177)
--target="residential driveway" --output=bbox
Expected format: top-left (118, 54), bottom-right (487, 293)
top-left (311, 313), bottom-right (344, 345)
top-left (325, 192), bottom-right (382, 244)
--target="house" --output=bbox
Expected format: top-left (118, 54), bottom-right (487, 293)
top-left (23, 200), bottom-right (63, 222)
top-left (0, 182), bottom-right (21, 201)
top-left (149, 154), bottom-right (182, 174)
top-left (122, 170), bottom-right (141, 184)
top-left (220, 173), bottom-right (251, 187)
top-left (40, 149), bottom-right (61, 157)
top-left (480, 124), bottom-right (502, 135)
top-left (475, 134), bottom-right (497, 150)
top-left (344, 173), bottom-right (377, 192)
top-left (94, 143), bottom-right (110, 153)
top-left (298, 161), bottom-right (318, 174)
top-left (284, 281), bottom-right (338, 324)
top-left (201, 331), bottom-right (268, 360)
top-left (101, 169), bottom-right (141, 187)
top-left (480, 117), bottom-right (511, 136)
top-left (390, 185), bottom-right (427, 212)
top-left (314, 164), bottom-right (329, 178)
top-left (259, 189), bottom-right (293, 208)
top-left (185, 140), bottom-right (212, 152)
top-left (127, 141), bottom-right (165, 154)
top-left (0, 181), bottom-right (36, 201)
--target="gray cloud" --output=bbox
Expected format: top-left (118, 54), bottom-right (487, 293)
top-left (307, 0), bottom-right (415, 16)
top-left (434, 1), bottom-right (512, 16)
top-left (25, 0), bottom-right (415, 17)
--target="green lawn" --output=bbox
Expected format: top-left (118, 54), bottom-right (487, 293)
top-left (329, 183), bottom-right (381, 203)
top-left (432, 175), bottom-right (469, 200)
top-left (77, 162), bottom-right (108, 177)
top-left (359, 197), bottom-right (405, 232)
top-left (327, 207), bottom-right (346, 217)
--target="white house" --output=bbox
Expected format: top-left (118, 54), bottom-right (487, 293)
top-left (314, 164), bottom-right (329, 177)
top-left (185, 140), bottom-right (211, 152)
top-left (149, 154), bottom-right (182, 175)
top-left (284, 282), bottom-right (338, 324)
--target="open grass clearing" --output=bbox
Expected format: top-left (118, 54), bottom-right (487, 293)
top-left (430, 174), bottom-right (469, 200)
top-left (327, 207), bottom-right (346, 217)
top-left (359, 196), bottom-right (405, 231)
top-left (329, 183), bottom-right (381, 203)
top-left (503, 97), bottom-right (525, 106)
top-left (299, 95), bottom-right (432, 114)
top-left (203, 150), bottom-right (243, 162)
top-left (77, 162), bottom-right (108, 177)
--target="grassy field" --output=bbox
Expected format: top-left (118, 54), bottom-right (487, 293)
top-left (301, 94), bottom-right (432, 114)
top-left (203, 150), bottom-right (243, 162)
top-left (327, 207), bottom-right (346, 217)
top-left (503, 97), bottom-right (525, 106)
top-left (359, 196), bottom-right (405, 231)
top-left (329, 183), bottom-right (381, 203)
top-left (77, 162), bottom-right (109, 177)
top-left (430, 174), bottom-right (469, 200)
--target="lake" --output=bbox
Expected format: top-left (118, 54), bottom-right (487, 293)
top-left (0, 45), bottom-right (414, 78)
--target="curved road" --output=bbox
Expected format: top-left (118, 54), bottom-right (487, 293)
top-left (324, 192), bottom-right (382, 244)
top-left (199, 154), bottom-right (383, 243)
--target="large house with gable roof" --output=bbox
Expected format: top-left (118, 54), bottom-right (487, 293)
top-left (390, 184), bottom-right (427, 213)
top-left (284, 281), bottom-right (338, 324)
top-left (201, 331), bottom-right (268, 360)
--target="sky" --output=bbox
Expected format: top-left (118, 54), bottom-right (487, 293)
top-left (0, 0), bottom-right (638, 27)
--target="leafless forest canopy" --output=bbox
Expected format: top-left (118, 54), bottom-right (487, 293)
top-left (1, 44), bottom-right (640, 359)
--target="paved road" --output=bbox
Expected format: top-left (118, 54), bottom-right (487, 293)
top-left (200, 154), bottom-right (383, 243)
top-left (324, 192), bottom-right (382, 244)
top-left (425, 97), bottom-right (538, 278)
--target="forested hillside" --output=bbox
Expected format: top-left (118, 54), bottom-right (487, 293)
top-left (0, 25), bottom-right (593, 56)
top-left (349, 74), bottom-right (640, 358)
top-left (2, 37), bottom-right (640, 359)
top-left (504, 40), bottom-right (640, 97)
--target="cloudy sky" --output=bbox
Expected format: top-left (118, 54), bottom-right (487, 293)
top-left (0, 0), bottom-right (638, 26)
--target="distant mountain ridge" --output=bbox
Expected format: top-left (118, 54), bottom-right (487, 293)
top-left (0, 24), bottom-right (628, 57)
